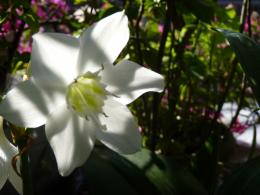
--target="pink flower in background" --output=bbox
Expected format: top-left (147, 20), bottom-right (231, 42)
top-left (50, 0), bottom-right (63, 4)
top-left (101, 2), bottom-right (110, 9)
top-left (158, 23), bottom-right (164, 33)
top-left (220, 102), bottom-right (259, 134)
top-left (244, 22), bottom-right (249, 32)
top-left (0, 20), bottom-right (22, 38)
top-left (15, 20), bottom-right (22, 29)
top-left (138, 126), bottom-right (145, 134)
top-left (18, 37), bottom-right (32, 54)
top-left (257, 24), bottom-right (260, 31)
top-left (0, 0), bottom-right (72, 53)
top-left (185, 44), bottom-right (192, 50)
top-left (230, 119), bottom-right (249, 134)
top-left (161, 89), bottom-right (168, 108)
top-left (187, 103), bottom-right (256, 136)
top-left (32, 0), bottom-right (69, 21)
top-left (217, 42), bottom-right (229, 49)
top-left (1, 21), bottom-right (11, 33)
top-left (36, 6), bottom-right (48, 19)
top-left (203, 108), bottom-right (220, 119)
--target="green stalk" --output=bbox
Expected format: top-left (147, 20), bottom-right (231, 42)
top-left (17, 137), bottom-right (33, 195)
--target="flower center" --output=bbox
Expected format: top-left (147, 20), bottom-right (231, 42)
top-left (66, 72), bottom-right (107, 119)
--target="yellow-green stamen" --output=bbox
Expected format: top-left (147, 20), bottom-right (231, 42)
top-left (66, 72), bottom-right (107, 118)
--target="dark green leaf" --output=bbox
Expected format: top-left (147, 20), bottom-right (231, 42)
top-left (217, 29), bottom-right (260, 104)
top-left (83, 147), bottom-right (208, 195)
top-left (217, 157), bottom-right (260, 195)
top-left (0, 12), bottom-right (8, 24)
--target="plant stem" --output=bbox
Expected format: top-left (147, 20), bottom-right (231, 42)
top-left (229, 75), bottom-right (246, 130)
top-left (135, 0), bottom-right (145, 65)
top-left (229, 0), bottom-right (252, 130)
top-left (17, 136), bottom-right (33, 195)
top-left (150, 0), bottom-right (172, 151)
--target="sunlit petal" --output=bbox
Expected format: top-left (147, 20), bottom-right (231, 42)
top-left (0, 117), bottom-right (21, 193)
top-left (0, 79), bottom-right (65, 128)
top-left (101, 60), bottom-right (165, 105)
top-left (32, 33), bottom-right (79, 87)
top-left (6, 145), bottom-right (22, 194)
top-left (0, 150), bottom-right (8, 191)
top-left (97, 98), bottom-right (141, 153)
top-left (0, 80), bottom-right (55, 127)
top-left (77, 11), bottom-right (129, 73)
top-left (45, 104), bottom-right (96, 176)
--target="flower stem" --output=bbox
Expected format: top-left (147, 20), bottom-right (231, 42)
top-left (17, 137), bottom-right (33, 195)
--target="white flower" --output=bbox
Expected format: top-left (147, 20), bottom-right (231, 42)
top-left (0, 117), bottom-right (22, 194)
top-left (0, 11), bottom-right (164, 176)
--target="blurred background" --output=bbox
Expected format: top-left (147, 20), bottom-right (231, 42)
top-left (1, 0), bottom-right (260, 194)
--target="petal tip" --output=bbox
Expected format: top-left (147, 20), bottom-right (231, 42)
top-left (115, 10), bottom-right (129, 26)
top-left (159, 76), bottom-right (166, 92)
top-left (32, 32), bottom-right (43, 40)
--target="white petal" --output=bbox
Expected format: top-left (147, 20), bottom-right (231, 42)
top-left (77, 11), bottom-right (129, 74)
top-left (45, 104), bottom-right (95, 176)
top-left (101, 60), bottom-right (165, 105)
top-left (0, 150), bottom-right (8, 191)
top-left (8, 165), bottom-right (22, 195)
top-left (97, 98), bottom-right (141, 154)
top-left (0, 121), bottom-right (9, 190)
top-left (31, 33), bottom-right (79, 87)
top-left (0, 117), bottom-right (22, 194)
top-left (0, 79), bottom-right (65, 128)
top-left (7, 147), bottom-right (22, 195)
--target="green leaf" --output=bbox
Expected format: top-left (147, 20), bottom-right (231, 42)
top-left (19, 10), bottom-right (39, 33)
top-left (217, 157), bottom-right (260, 195)
top-left (217, 29), bottom-right (260, 104)
top-left (72, 0), bottom-right (87, 5)
top-left (83, 147), bottom-right (208, 195)
top-left (0, 12), bottom-right (8, 24)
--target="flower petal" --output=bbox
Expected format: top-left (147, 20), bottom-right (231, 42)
top-left (77, 11), bottom-right (129, 74)
top-left (0, 117), bottom-right (9, 190)
top-left (8, 163), bottom-right (22, 195)
top-left (31, 33), bottom-right (79, 87)
top-left (97, 98), bottom-right (141, 154)
top-left (101, 60), bottom-right (165, 105)
top-left (45, 104), bottom-right (95, 176)
top-left (0, 79), bottom-right (64, 128)
top-left (0, 151), bottom-right (8, 191)
top-left (0, 117), bottom-right (22, 194)
top-left (6, 146), bottom-right (22, 194)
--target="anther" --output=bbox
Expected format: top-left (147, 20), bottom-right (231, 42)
top-left (102, 112), bottom-right (108, 117)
